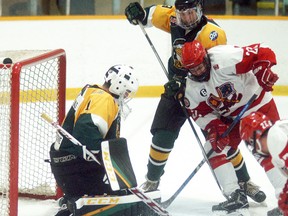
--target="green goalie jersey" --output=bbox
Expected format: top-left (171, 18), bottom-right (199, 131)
top-left (60, 84), bottom-right (120, 155)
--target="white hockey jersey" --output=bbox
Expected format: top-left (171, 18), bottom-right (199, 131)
top-left (267, 120), bottom-right (288, 176)
top-left (184, 43), bottom-right (276, 131)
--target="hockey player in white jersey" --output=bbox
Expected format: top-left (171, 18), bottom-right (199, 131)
top-left (240, 112), bottom-right (288, 215)
top-left (163, 40), bottom-right (285, 215)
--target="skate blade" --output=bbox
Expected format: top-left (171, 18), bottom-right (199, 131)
top-left (249, 201), bottom-right (267, 207)
top-left (212, 208), bottom-right (250, 216)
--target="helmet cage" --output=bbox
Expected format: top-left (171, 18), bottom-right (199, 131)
top-left (175, 3), bottom-right (202, 30)
top-left (240, 112), bottom-right (273, 156)
top-left (104, 65), bottom-right (139, 119)
top-left (246, 130), bottom-right (269, 156)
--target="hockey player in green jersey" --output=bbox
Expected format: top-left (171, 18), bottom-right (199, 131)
top-left (49, 65), bottom-right (162, 216)
top-left (125, 0), bottom-right (266, 203)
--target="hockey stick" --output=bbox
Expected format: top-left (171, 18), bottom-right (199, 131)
top-left (161, 86), bottom-right (263, 208)
top-left (41, 113), bottom-right (101, 164)
top-left (178, 99), bottom-right (224, 197)
top-left (138, 22), bottom-right (169, 78)
top-left (41, 113), bottom-right (171, 216)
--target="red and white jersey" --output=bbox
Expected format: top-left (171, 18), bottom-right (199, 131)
top-left (267, 120), bottom-right (288, 176)
top-left (184, 43), bottom-right (276, 131)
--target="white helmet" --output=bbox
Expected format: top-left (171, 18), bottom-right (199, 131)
top-left (104, 64), bottom-right (139, 119)
top-left (104, 64), bottom-right (139, 98)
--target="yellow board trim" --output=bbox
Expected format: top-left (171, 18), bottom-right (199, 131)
top-left (0, 86), bottom-right (286, 104)
top-left (66, 85), bottom-right (288, 100)
top-left (1, 15), bottom-right (288, 22)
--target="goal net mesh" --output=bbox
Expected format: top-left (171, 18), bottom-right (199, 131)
top-left (0, 50), bottom-right (66, 216)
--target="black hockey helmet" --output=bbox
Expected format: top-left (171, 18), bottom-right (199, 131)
top-left (174, 0), bottom-right (203, 30)
top-left (175, 0), bottom-right (203, 11)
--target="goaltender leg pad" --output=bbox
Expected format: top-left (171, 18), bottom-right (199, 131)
top-left (101, 138), bottom-right (137, 191)
top-left (70, 190), bottom-right (161, 216)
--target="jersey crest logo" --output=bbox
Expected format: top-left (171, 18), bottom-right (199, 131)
top-left (172, 38), bottom-right (186, 68)
top-left (207, 82), bottom-right (242, 115)
top-left (209, 31), bottom-right (218, 41)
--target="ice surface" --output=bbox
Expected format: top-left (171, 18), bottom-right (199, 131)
top-left (18, 96), bottom-right (288, 216)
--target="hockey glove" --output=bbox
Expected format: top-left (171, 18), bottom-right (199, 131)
top-left (164, 78), bottom-right (185, 100)
top-left (253, 62), bottom-right (279, 92)
top-left (125, 2), bottom-right (146, 25)
top-left (206, 119), bottom-right (230, 153)
top-left (279, 180), bottom-right (288, 216)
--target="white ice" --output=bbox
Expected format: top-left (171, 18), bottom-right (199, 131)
top-left (18, 96), bottom-right (288, 216)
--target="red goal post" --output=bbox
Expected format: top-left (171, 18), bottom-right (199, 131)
top-left (0, 49), bottom-right (66, 216)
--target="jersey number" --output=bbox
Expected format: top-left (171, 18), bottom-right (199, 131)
top-left (244, 45), bottom-right (258, 56)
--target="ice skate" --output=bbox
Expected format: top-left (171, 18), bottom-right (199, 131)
top-left (139, 176), bottom-right (160, 192)
top-left (54, 203), bottom-right (71, 216)
top-left (212, 189), bottom-right (250, 216)
top-left (239, 180), bottom-right (266, 203)
top-left (267, 207), bottom-right (284, 216)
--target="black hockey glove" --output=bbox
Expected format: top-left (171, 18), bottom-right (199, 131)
top-left (125, 2), bottom-right (146, 25)
top-left (164, 78), bottom-right (185, 100)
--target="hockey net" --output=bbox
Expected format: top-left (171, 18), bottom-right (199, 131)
top-left (0, 49), bottom-right (66, 216)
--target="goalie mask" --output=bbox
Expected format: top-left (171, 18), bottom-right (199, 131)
top-left (239, 112), bottom-right (273, 156)
top-left (175, 0), bottom-right (203, 30)
top-left (181, 40), bottom-right (211, 82)
top-left (104, 64), bottom-right (139, 119)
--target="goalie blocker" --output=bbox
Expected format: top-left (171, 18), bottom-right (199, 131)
top-left (50, 138), bottom-right (162, 215)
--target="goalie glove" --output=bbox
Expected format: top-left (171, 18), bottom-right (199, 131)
top-left (125, 2), bottom-right (146, 25)
top-left (206, 119), bottom-right (230, 153)
top-left (253, 62), bottom-right (279, 92)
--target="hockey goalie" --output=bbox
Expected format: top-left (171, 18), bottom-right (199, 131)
top-left (48, 65), bottom-right (161, 216)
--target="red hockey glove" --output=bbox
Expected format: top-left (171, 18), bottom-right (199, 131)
top-left (279, 180), bottom-right (288, 216)
top-left (253, 63), bottom-right (279, 92)
top-left (206, 120), bottom-right (230, 153)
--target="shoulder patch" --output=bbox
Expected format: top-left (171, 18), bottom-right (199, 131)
top-left (209, 31), bottom-right (218, 41)
top-left (170, 16), bottom-right (177, 24)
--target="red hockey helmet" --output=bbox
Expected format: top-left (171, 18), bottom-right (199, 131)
top-left (240, 112), bottom-right (273, 155)
top-left (240, 112), bottom-right (273, 142)
top-left (181, 40), bottom-right (210, 82)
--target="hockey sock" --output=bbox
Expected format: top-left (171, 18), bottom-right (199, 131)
top-left (147, 129), bottom-right (179, 181)
top-left (227, 148), bottom-right (250, 182)
top-left (259, 156), bottom-right (286, 198)
top-left (211, 154), bottom-right (240, 196)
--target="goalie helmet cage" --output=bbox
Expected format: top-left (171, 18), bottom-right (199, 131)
top-left (0, 49), bottom-right (66, 216)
